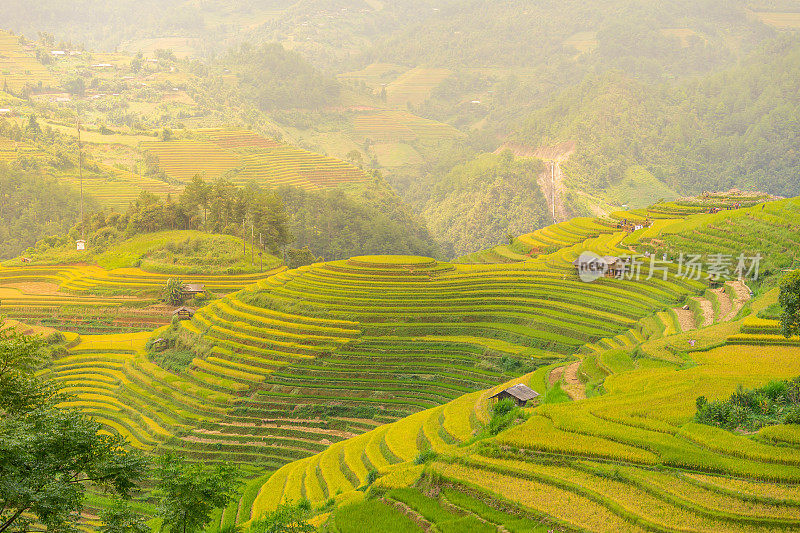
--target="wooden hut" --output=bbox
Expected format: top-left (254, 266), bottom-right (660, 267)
top-left (171, 306), bottom-right (195, 320)
top-left (490, 384), bottom-right (540, 407)
top-left (182, 283), bottom-right (206, 296)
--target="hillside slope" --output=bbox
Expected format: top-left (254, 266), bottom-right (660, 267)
top-left (244, 196), bottom-right (800, 531)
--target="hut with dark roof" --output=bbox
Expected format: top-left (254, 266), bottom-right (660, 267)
top-left (489, 384), bottom-right (540, 407)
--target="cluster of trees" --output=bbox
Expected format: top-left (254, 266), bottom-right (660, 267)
top-left (215, 43), bottom-right (341, 111)
top-left (74, 177), bottom-right (291, 255)
top-left (64, 175), bottom-right (441, 264)
top-left (278, 180), bottom-right (442, 261)
top-left (417, 151), bottom-right (549, 257)
top-left (0, 162), bottom-right (93, 260)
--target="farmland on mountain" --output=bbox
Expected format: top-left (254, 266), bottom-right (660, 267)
top-left (3, 2), bottom-right (800, 531)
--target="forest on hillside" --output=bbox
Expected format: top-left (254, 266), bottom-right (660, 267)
top-left (515, 36), bottom-right (800, 197)
top-left (2, 0), bottom-right (800, 257)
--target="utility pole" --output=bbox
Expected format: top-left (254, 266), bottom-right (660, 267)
top-left (551, 160), bottom-right (556, 223)
top-left (76, 106), bottom-right (84, 241)
top-left (242, 217), bottom-right (246, 258)
top-left (259, 233), bottom-right (263, 272)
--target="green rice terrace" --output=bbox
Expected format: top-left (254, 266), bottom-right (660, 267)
top-left (6, 193), bottom-right (800, 532)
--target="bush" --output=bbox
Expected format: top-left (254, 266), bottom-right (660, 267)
top-left (785, 408), bottom-right (800, 425)
top-left (45, 331), bottom-right (66, 345)
top-left (414, 449), bottom-right (438, 465)
top-left (696, 376), bottom-right (800, 430)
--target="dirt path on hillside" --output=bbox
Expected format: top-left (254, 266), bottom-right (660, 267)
top-left (498, 141), bottom-right (575, 223)
top-left (711, 286), bottom-right (732, 322)
top-left (726, 280), bottom-right (752, 321)
top-left (548, 365), bottom-right (565, 386)
top-left (563, 361), bottom-right (586, 401)
top-left (535, 143), bottom-right (575, 223)
top-left (548, 361), bottom-right (586, 401)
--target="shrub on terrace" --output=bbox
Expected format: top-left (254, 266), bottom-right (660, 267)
top-left (696, 377), bottom-right (800, 430)
top-left (779, 271), bottom-right (800, 338)
top-left (162, 278), bottom-right (185, 306)
top-left (248, 502), bottom-right (316, 533)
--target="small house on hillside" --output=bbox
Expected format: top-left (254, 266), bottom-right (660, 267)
top-left (172, 306), bottom-right (195, 320)
top-left (572, 255), bottom-right (625, 278)
top-left (490, 384), bottom-right (540, 407)
top-left (182, 283), bottom-right (206, 296)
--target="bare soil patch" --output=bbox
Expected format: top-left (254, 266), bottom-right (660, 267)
top-left (548, 366), bottom-right (565, 387)
top-left (563, 360), bottom-right (586, 401)
top-left (674, 309), bottom-right (696, 332)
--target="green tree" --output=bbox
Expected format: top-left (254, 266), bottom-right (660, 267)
top-left (155, 454), bottom-right (239, 533)
top-left (0, 324), bottom-right (146, 533)
top-left (249, 501), bottom-right (313, 533)
top-left (162, 278), bottom-right (185, 306)
top-left (100, 499), bottom-right (149, 533)
top-left (780, 271), bottom-right (800, 338)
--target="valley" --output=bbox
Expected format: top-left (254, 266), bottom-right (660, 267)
top-left (2, 2), bottom-right (800, 532)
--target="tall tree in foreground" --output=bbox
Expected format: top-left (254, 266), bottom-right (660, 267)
top-left (780, 270), bottom-right (800, 338)
top-left (155, 454), bottom-right (239, 533)
top-left (0, 324), bottom-right (146, 532)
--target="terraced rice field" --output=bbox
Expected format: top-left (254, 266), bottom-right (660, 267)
top-left (353, 110), bottom-right (462, 143)
top-left (0, 30), bottom-right (57, 93)
top-left (58, 163), bottom-right (183, 210)
top-left (384, 67), bottom-right (452, 108)
top-left (174, 247), bottom-right (700, 515)
top-left (0, 263), bottom-right (283, 333)
top-left (0, 135), bottom-right (40, 162)
top-left (138, 139), bottom-right (241, 180)
top-left (24, 193), bottom-right (800, 531)
top-left (141, 129), bottom-right (368, 190)
top-left (250, 290), bottom-right (800, 531)
top-left (462, 194), bottom-right (782, 264)
top-left (753, 11), bottom-right (800, 29)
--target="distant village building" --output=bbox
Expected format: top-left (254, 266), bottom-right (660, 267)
top-left (572, 255), bottom-right (625, 278)
top-left (76, 240), bottom-right (85, 251)
top-left (490, 384), bottom-right (540, 407)
top-left (50, 50), bottom-right (66, 56)
top-left (0, 109), bottom-right (12, 116)
top-left (182, 283), bottom-right (206, 296)
top-left (172, 306), bottom-right (195, 320)
top-left (91, 63), bottom-right (113, 69)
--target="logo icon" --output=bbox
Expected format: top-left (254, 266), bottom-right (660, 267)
top-left (574, 251), bottom-right (607, 283)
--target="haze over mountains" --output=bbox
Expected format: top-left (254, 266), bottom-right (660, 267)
top-left (3, 2), bottom-right (800, 532)
top-left (2, 0), bottom-right (799, 257)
